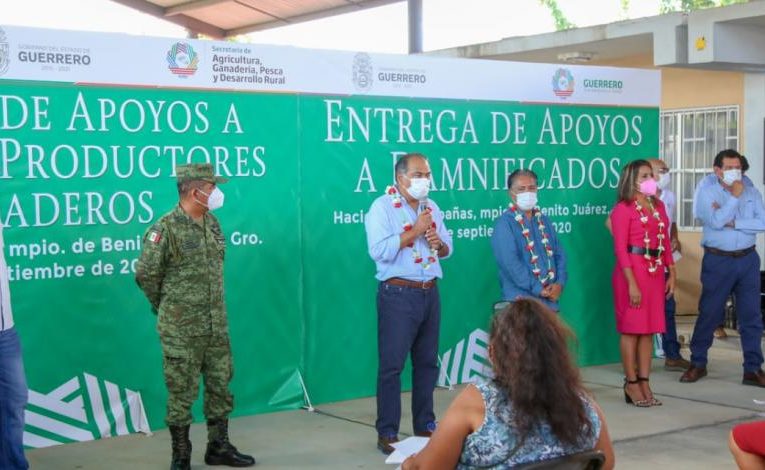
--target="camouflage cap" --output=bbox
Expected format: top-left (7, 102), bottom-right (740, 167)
top-left (175, 163), bottom-right (228, 184)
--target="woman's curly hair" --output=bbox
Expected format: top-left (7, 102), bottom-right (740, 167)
top-left (490, 298), bottom-right (593, 446)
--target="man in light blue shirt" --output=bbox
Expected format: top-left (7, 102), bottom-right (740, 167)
top-left (365, 153), bottom-right (453, 454)
top-left (692, 170), bottom-right (754, 221)
top-left (490, 169), bottom-right (567, 311)
top-left (691, 159), bottom-right (755, 340)
top-left (680, 149), bottom-right (765, 387)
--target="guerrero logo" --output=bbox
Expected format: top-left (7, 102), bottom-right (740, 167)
top-left (552, 68), bottom-right (575, 98)
top-left (166, 42), bottom-right (199, 77)
top-left (352, 52), bottom-right (373, 92)
top-left (0, 27), bottom-right (9, 76)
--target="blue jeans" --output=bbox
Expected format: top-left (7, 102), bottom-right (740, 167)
top-left (662, 290), bottom-right (682, 360)
top-left (376, 282), bottom-right (440, 437)
top-left (691, 251), bottom-right (764, 372)
top-left (0, 327), bottom-right (29, 469)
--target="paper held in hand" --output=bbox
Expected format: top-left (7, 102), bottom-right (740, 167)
top-left (385, 436), bottom-right (430, 468)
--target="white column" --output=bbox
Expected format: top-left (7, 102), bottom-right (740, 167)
top-left (743, 73), bottom-right (765, 268)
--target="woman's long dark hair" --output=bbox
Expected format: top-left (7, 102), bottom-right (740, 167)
top-left (490, 298), bottom-right (592, 446)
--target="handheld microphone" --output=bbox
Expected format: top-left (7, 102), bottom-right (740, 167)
top-left (419, 200), bottom-right (430, 238)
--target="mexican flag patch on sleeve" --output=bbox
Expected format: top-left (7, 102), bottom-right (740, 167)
top-left (147, 230), bottom-right (162, 243)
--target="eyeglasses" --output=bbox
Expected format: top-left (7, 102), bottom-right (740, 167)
top-left (512, 185), bottom-right (538, 192)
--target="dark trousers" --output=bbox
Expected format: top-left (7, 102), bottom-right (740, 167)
top-left (376, 281), bottom-right (440, 437)
top-left (662, 284), bottom-right (682, 360)
top-left (691, 251), bottom-right (764, 372)
top-left (0, 328), bottom-right (29, 470)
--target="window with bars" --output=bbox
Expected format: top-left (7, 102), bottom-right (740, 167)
top-left (659, 106), bottom-right (739, 230)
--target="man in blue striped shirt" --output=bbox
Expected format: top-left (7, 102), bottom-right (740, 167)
top-left (0, 222), bottom-right (29, 469)
top-left (681, 149), bottom-right (765, 387)
top-left (365, 153), bottom-right (453, 454)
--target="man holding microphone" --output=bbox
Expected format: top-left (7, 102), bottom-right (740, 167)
top-left (364, 153), bottom-right (453, 454)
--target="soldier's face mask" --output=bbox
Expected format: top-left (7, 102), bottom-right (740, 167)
top-left (195, 186), bottom-right (225, 211)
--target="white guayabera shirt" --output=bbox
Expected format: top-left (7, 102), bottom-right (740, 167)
top-left (660, 188), bottom-right (676, 226)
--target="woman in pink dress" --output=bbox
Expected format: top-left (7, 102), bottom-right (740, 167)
top-left (610, 159), bottom-right (675, 407)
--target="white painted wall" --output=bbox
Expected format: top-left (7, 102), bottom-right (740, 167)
top-left (743, 73), bottom-right (765, 268)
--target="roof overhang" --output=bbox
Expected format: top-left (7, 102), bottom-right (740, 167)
top-left (430, 1), bottom-right (765, 73)
top-left (110, 0), bottom-right (405, 38)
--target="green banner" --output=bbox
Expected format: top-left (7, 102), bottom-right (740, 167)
top-left (299, 95), bottom-right (657, 399)
top-left (0, 82), bottom-right (657, 439)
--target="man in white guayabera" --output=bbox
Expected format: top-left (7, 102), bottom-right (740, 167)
top-left (647, 158), bottom-right (691, 372)
top-left (491, 169), bottom-right (568, 312)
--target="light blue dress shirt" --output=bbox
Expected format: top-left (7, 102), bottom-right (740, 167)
top-left (490, 209), bottom-right (567, 310)
top-left (692, 173), bottom-right (754, 219)
top-left (365, 191), bottom-right (453, 282)
top-left (694, 176), bottom-right (765, 251)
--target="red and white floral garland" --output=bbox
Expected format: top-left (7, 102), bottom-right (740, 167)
top-left (508, 203), bottom-right (555, 286)
top-left (386, 186), bottom-right (438, 270)
top-left (634, 199), bottom-right (665, 274)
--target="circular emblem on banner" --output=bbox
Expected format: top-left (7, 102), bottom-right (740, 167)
top-left (352, 52), bottom-right (373, 92)
top-left (0, 27), bottom-right (10, 77)
top-left (552, 68), bottom-right (575, 98)
top-left (166, 42), bottom-right (199, 78)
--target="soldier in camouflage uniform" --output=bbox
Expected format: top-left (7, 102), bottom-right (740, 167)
top-left (136, 163), bottom-right (255, 470)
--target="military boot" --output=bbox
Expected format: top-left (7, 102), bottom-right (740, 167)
top-left (204, 418), bottom-right (256, 467)
top-left (169, 425), bottom-right (191, 470)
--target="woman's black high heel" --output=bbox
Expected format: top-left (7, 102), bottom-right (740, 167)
top-left (624, 377), bottom-right (651, 407)
top-left (638, 376), bottom-right (662, 406)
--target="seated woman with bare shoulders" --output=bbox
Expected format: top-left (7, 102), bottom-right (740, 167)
top-left (402, 298), bottom-right (615, 470)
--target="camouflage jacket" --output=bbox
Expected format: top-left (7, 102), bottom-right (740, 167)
top-left (135, 204), bottom-right (228, 337)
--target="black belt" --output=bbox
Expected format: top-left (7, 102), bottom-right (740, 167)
top-left (628, 245), bottom-right (660, 257)
top-left (385, 277), bottom-right (437, 289)
top-left (704, 246), bottom-right (755, 258)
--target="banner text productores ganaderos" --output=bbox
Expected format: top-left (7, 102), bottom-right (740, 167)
top-left (0, 92), bottom-right (267, 227)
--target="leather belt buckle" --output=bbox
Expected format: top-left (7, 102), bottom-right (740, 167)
top-left (627, 245), bottom-right (660, 257)
top-left (705, 246), bottom-right (755, 258)
top-left (386, 277), bottom-right (436, 289)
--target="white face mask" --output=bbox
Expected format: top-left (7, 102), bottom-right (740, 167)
top-left (515, 191), bottom-right (538, 211)
top-left (722, 169), bottom-right (742, 186)
top-left (197, 187), bottom-right (225, 211)
top-left (657, 173), bottom-right (671, 190)
top-left (406, 177), bottom-right (431, 200)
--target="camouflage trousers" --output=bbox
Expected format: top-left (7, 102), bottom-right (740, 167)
top-left (160, 334), bottom-right (234, 426)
